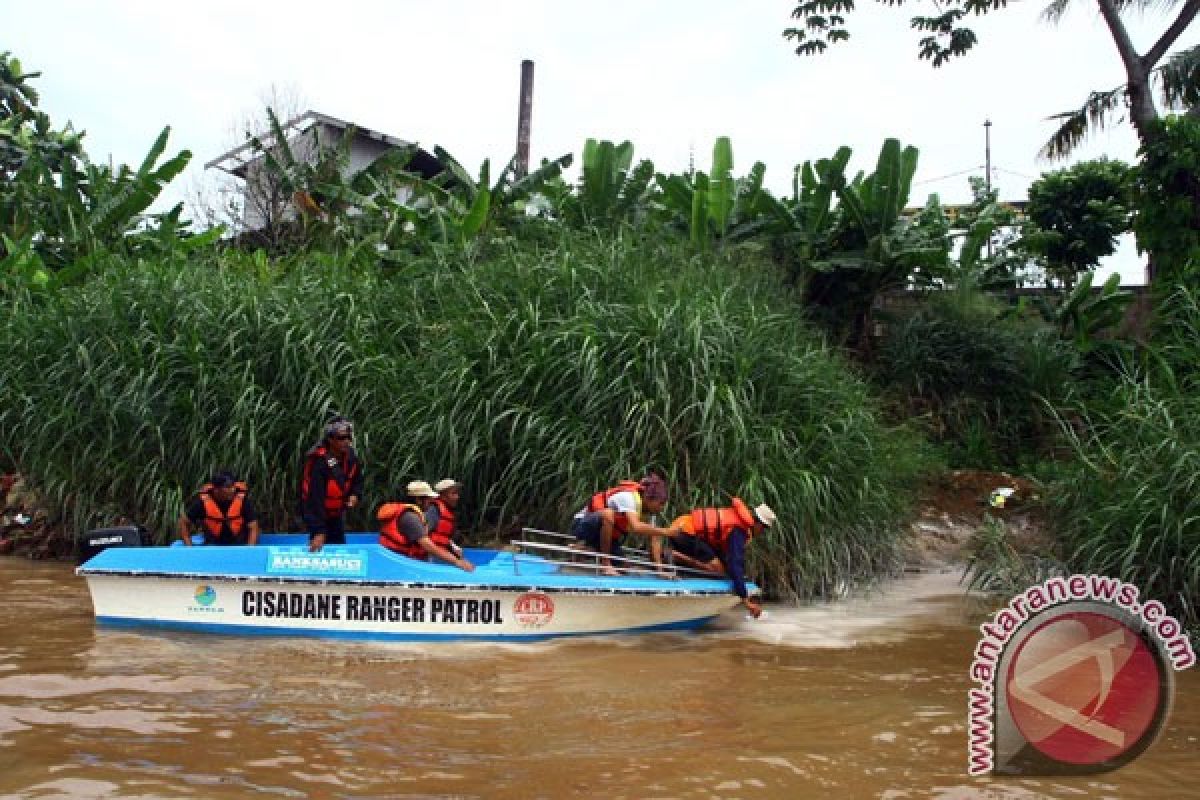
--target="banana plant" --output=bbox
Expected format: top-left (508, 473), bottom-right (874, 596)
top-left (655, 136), bottom-right (786, 249)
top-left (317, 143), bottom-right (572, 253)
top-left (568, 139), bottom-right (655, 229)
top-left (792, 138), bottom-right (950, 353)
top-left (1053, 271), bottom-right (1133, 351)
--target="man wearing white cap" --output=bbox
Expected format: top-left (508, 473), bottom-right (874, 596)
top-left (426, 479), bottom-right (464, 559)
top-left (658, 497), bottom-right (776, 618)
top-left (378, 481), bottom-right (474, 572)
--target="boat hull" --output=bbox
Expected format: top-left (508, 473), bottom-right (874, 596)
top-left (78, 537), bottom-right (747, 641)
top-left (83, 574), bottom-right (734, 641)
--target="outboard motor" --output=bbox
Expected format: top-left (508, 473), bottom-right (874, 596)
top-left (77, 525), bottom-right (144, 565)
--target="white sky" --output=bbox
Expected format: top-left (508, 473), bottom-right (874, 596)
top-left (12, 1), bottom-right (1198, 284)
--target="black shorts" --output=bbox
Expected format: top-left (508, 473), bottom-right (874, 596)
top-left (310, 516), bottom-right (346, 545)
top-left (670, 534), bottom-right (717, 563)
top-left (570, 512), bottom-right (624, 557)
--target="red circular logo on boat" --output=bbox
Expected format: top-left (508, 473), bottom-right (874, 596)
top-left (513, 592), bottom-right (554, 627)
top-left (1005, 610), bottom-right (1166, 767)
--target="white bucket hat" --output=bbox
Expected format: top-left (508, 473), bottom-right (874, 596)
top-left (434, 478), bottom-right (462, 493)
top-left (406, 480), bottom-right (438, 499)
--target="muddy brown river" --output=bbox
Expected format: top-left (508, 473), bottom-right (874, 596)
top-left (0, 559), bottom-right (1195, 799)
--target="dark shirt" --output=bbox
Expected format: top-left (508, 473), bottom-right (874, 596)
top-left (398, 509), bottom-right (429, 551)
top-left (424, 503), bottom-right (440, 535)
top-left (301, 446), bottom-right (365, 535)
top-left (719, 528), bottom-right (750, 599)
top-left (187, 494), bottom-right (258, 545)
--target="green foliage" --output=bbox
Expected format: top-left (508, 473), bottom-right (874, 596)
top-left (1051, 271), bottom-right (1134, 353)
top-left (0, 52), bottom-right (193, 288)
top-left (785, 1), bottom-right (1004, 65)
top-left (873, 291), bottom-right (1078, 468)
top-left (654, 137), bottom-right (785, 249)
top-left (0, 233), bottom-right (933, 600)
top-left (963, 515), bottom-right (1063, 594)
top-left (1049, 355), bottom-right (1200, 630)
top-left (946, 177), bottom-right (1025, 290)
top-left (566, 139), bottom-right (656, 229)
top-left (1023, 158), bottom-right (1133, 288)
top-left (788, 139), bottom-right (950, 351)
top-left (1134, 115), bottom-right (1200, 286)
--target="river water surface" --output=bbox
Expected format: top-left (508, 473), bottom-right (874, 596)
top-left (0, 559), bottom-right (1195, 799)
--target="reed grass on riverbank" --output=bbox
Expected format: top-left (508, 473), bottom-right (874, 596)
top-left (0, 232), bottom-right (934, 599)
top-left (1047, 288), bottom-right (1200, 628)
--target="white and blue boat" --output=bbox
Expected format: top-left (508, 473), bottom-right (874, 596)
top-left (76, 531), bottom-right (754, 642)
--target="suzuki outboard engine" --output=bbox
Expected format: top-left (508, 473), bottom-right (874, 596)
top-left (77, 525), bottom-right (143, 565)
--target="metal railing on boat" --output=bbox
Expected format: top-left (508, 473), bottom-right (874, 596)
top-left (512, 528), bottom-right (714, 580)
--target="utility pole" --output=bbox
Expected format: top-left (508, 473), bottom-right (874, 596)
top-left (984, 119), bottom-right (993, 195)
top-left (515, 60), bottom-right (534, 179)
top-left (984, 119), bottom-right (993, 260)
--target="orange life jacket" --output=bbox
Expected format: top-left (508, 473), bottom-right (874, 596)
top-left (429, 498), bottom-right (456, 548)
top-left (684, 497), bottom-right (757, 552)
top-left (587, 481), bottom-right (642, 537)
top-left (198, 482), bottom-right (248, 544)
top-left (378, 502), bottom-right (427, 558)
top-left (299, 445), bottom-right (359, 516)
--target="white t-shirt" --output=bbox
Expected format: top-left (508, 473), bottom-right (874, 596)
top-left (574, 490), bottom-right (641, 519)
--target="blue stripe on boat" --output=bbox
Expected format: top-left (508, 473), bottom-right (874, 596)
top-left (95, 614), bottom-right (719, 641)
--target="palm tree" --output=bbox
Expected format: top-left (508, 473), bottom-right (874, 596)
top-left (1039, 1), bottom-right (1200, 159)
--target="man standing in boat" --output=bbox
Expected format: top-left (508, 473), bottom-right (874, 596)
top-left (571, 471), bottom-right (674, 575)
top-left (378, 480), bottom-right (474, 571)
top-left (657, 498), bottom-right (776, 618)
top-left (298, 416), bottom-right (364, 552)
top-left (178, 470), bottom-right (261, 546)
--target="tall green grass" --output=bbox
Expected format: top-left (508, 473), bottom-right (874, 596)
top-left (873, 290), bottom-right (1078, 468)
top-left (1044, 287), bottom-right (1200, 629)
top-left (0, 231), bottom-right (933, 598)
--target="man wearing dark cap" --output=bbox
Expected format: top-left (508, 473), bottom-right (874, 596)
top-left (178, 470), bottom-right (260, 546)
top-left (298, 416), bottom-right (364, 552)
top-left (571, 471), bottom-right (675, 575)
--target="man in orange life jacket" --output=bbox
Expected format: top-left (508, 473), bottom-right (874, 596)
top-left (659, 498), bottom-right (776, 618)
top-left (298, 417), bottom-right (364, 552)
top-left (177, 470), bottom-right (260, 546)
top-left (571, 472), bottom-right (674, 575)
top-left (427, 478), bottom-right (466, 559)
top-left (378, 481), bottom-right (474, 571)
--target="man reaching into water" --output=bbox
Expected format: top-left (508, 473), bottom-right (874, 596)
top-left (656, 497), bottom-right (775, 618)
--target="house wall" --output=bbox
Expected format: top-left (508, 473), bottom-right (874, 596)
top-left (239, 122), bottom-right (414, 232)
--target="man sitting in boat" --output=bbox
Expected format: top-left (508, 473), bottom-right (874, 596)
top-left (298, 416), bottom-right (363, 552)
top-left (657, 498), bottom-right (776, 618)
top-left (428, 478), bottom-right (466, 560)
top-left (378, 481), bottom-right (475, 572)
top-left (177, 471), bottom-right (260, 546)
top-left (570, 472), bottom-right (674, 575)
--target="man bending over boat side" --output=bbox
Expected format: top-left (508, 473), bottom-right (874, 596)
top-left (378, 481), bottom-right (475, 572)
top-left (178, 470), bottom-right (260, 546)
top-left (655, 498), bottom-right (775, 618)
top-left (570, 472), bottom-right (674, 576)
top-left (298, 416), bottom-right (364, 552)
